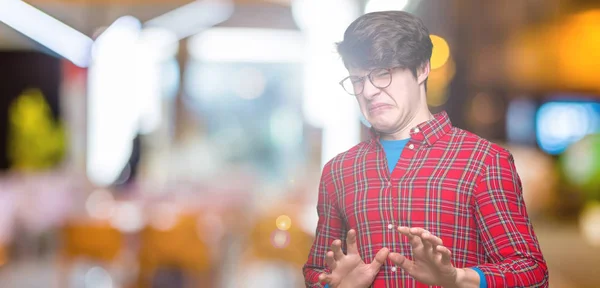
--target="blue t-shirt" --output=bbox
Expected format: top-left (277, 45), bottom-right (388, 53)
top-left (380, 138), bottom-right (410, 173)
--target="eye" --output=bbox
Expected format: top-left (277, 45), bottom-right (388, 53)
top-left (350, 77), bottom-right (363, 84)
top-left (372, 69), bottom-right (390, 78)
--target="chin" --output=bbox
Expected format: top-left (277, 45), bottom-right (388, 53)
top-left (370, 122), bottom-right (394, 133)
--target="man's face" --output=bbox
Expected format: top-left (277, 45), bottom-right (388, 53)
top-left (349, 66), bottom-right (426, 134)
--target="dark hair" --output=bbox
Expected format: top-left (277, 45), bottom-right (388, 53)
top-left (336, 11), bottom-right (433, 80)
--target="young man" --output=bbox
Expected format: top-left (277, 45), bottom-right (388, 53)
top-left (303, 11), bottom-right (549, 288)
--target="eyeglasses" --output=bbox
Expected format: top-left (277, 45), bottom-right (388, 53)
top-left (339, 68), bottom-right (393, 96)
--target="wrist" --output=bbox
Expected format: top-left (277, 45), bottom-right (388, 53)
top-left (447, 268), bottom-right (480, 288)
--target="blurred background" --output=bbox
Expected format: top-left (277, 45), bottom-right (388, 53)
top-left (0, 0), bottom-right (599, 287)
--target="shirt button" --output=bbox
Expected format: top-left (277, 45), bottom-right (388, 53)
top-left (408, 144), bottom-right (414, 149)
top-left (388, 224), bottom-right (394, 230)
top-left (413, 128), bottom-right (420, 133)
top-left (391, 266), bottom-right (397, 272)
top-left (387, 181), bottom-right (391, 186)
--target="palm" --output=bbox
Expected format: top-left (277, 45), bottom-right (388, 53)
top-left (319, 229), bottom-right (389, 288)
top-left (389, 227), bottom-right (457, 287)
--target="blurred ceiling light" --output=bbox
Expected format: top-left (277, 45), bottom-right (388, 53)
top-left (137, 27), bottom-right (179, 62)
top-left (188, 28), bottom-right (305, 63)
top-left (0, 0), bottom-right (93, 67)
top-left (430, 35), bottom-right (450, 70)
top-left (87, 16), bottom-right (142, 187)
top-left (365, 0), bottom-right (410, 13)
top-left (292, 0), bottom-right (360, 168)
top-left (292, 0), bottom-right (358, 33)
top-left (144, 0), bottom-right (234, 41)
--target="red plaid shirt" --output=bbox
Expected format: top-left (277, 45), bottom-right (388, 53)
top-left (303, 111), bottom-right (548, 287)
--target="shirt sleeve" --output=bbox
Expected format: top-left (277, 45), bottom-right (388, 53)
top-left (303, 161), bottom-right (347, 288)
top-left (472, 150), bottom-right (549, 287)
top-left (471, 267), bottom-right (487, 288)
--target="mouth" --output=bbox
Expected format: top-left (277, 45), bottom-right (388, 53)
top-left (369, 103), bottom-right (393, 113)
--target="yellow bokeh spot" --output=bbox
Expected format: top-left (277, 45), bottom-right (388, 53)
top-left (427, 57), bottom-right (455, 107)
top-left (275, 215), bottom-right (292, 231)
top-left (430, 35), bottom-right (450, 70)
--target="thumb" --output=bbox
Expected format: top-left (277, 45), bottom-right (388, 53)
top-left (369, 247), bottom-right (390, 271)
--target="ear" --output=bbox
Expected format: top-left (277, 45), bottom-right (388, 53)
top-left (417, 61), bottom-right (430, 85)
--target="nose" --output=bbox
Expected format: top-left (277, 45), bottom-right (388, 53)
top-left (361, 77), bottom-right (380, 100)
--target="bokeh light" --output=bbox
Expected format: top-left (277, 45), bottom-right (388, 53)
top-left (109, 202), bottom-right (144, 233)
top-left (149, 202), bottom-right (179, 231)
top-left (561, 134), bottom-right (600, 200)
top-left (427, 57), bottom-right (455, 107)
top-left (580, 201), bottom-right (600, 247)
top-left (85, 189), bottom-right (115, 220)
top-left (276, 215), bottom-right (292, 231)
top-left (430, 35), bottom-right (450, 70)
top-left (470, 92), bottom-right (502, 125)
top-left (270, 230), bottom-right (290, 249)
top-left (84, 266), bottom-right (113, 288)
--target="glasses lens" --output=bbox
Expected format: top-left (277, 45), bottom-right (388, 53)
top-left (341, 77), bottom-right (362, 95)
top-left (369, 68), bottom-right (392, 89)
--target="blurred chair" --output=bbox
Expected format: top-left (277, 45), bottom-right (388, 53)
top-left (59, 220), bottom-right (124, 287)
top-left (136, 213), bottom-right (214, 288)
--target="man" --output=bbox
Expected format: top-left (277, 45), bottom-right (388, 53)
top-left (303, 11), bottom-right (549, 288)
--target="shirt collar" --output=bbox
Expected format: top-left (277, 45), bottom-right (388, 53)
top-left (369, 111), bottom-right (453, 147)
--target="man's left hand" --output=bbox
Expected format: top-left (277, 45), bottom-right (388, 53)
top-left (389, 227), bottom-right (459, 288)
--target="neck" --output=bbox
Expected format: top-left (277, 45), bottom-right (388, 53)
top-left (380, 89), bottom-right (433, 140)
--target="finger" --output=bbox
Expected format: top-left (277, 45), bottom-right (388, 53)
top-left (436, 245), bottom-right (452, 265)
top-left (397, 226), bottom-right (414, 239)
top-left (409, 232), bottom-right (424, 248)
top-left (346, 229), bottom-right (359, 255)
top-left (389, 252), bottom-right (414, 272)
top-left (318, 273), bottom-right (332, 284)
top-left (331, 239), bottom-right (344, 260)
top-left (325, 251), bottom-right (336, 270)
top-left (398, 227), bottom-right (423, 248)
top-left (368, 247), bottom-right (390, 271)
top-left (420, 231), bottom-right (433, 252)
top-left (426, 234), bottom-right (443, 247)
top-left (429, 234), bottom-right (443, 255)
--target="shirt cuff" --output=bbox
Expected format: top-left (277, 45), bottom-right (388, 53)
top-left (471, 267), bottom-right (487, 288)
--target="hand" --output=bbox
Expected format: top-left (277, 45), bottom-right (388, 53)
top-left (389, 227), bottom-right (458, 287)
top-left (319, 229), bottom-right (390, 288)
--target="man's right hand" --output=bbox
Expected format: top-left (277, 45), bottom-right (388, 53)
top-left (318, 229), bottom-right (389, 288)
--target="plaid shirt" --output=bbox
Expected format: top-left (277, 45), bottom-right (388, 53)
top-left (303, 111), bottom-right (548, 288)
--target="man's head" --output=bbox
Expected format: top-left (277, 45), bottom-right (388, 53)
top-left (337, 11), bottom-right (433, 136)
